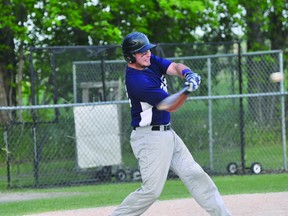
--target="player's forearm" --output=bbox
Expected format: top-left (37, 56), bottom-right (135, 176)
top-left (156, 87), bottom-right (189, 112)
top-left (165, 93), bottom-right (188, 112)
top-left (167, 62), bottom-right (191, 78)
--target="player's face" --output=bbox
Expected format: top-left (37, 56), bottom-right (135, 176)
top-left (134, 50), bottom-right (151, 69)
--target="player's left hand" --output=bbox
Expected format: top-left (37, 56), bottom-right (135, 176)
top-left (184, 71), bottom-right (201, 92)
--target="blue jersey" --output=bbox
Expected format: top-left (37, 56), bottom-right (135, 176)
top-left (125, 54), bottom-right (172, 127)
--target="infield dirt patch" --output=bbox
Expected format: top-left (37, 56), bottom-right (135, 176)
top-left (25, 192), bottom-right (288, 216)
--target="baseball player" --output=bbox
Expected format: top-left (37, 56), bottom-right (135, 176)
top-left (110, 32), bottom-right (232, 216)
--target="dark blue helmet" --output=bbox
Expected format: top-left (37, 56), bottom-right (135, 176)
top-left (121, 32), bottom-right (156, 63)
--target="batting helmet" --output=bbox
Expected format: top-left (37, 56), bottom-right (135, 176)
top-left (121, 32), bottom-right (156, 63)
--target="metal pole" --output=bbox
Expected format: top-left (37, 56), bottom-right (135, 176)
top-left (238, 42), bottom-right (246, 173)
top-left (207, 58), bottom-right (213, 172)
top-left (279, 51), bottom-right (287, 170)
top-left (30, 47), bottom-right (39, 187)
top-left (100, 57), bottom-right (106, 101)
top-left (33, 125), bottom-right (39, 187)
top-left (73, 64), bottom-right (77, 103)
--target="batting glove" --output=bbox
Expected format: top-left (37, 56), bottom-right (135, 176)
top-left (182, 69), bottom-right (201, 93)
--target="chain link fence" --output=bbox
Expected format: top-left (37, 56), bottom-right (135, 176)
top-left (0, 43), bottom-right (287, 188)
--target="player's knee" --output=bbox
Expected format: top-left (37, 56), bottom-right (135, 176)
top-left (192, 163), bottom-right (205, 176)
top-left (183, 162), bottom-right (205, 179)
top-left (149, 190), bottom-right (161, 200)
top-left (179, 162), bottom-right (211, 186)
top-left (144, 188), bottom-right (161, 201)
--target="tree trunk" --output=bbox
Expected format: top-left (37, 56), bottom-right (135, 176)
top-left (269, 5), bottom-right (288, 50)
top-left (0, 65), bottom-right (10, 125)
top-left (0, 22), bottom-right (16, 125)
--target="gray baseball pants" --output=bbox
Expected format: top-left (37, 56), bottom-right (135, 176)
top-left (110, 126), bottom-right (232, 216)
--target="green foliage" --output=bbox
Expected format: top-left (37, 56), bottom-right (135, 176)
top-left (1, 0), bottom-right (287, 114)
top-left (157, 0), bottom-right (205, 18)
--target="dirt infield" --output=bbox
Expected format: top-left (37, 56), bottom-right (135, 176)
top-left (25, 192), bottom-right (288, 216)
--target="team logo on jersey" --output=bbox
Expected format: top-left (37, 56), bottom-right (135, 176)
top-left (160, 75), bottom-right (168, 93)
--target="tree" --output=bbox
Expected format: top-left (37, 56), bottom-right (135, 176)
top-left (0, 0), bottom-right (94, 124)
top-left (267, 0), bottom-right (288, 51)
top-left (0, 0), bottom-right (287, 125)
top-left (238, 0), bottom-right (287, 122)
top-left (0, 0), bottom-right (33, 124)
top-left (0, 1), bottom-right (207, 111)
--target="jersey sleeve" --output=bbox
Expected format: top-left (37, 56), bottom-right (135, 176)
top-left (149, 54), bottom-right (172, 75)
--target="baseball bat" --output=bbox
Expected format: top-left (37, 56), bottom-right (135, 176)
top-left (156, 86), bottom-right (189, 112)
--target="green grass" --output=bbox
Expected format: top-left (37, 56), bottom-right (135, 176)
top-left (0, 173), bottom-right (287, 216)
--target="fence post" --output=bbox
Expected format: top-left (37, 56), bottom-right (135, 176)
top-left (100, 57), bottom-right (106, 101)
top-left (279, 51), bottom-right (287, 171)
top-left (207, 58), bottom-right (213, 172)
top-left (32, 124), bottom-right (39, 187)
top-left (238, 42), bottom-right (246, 173)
